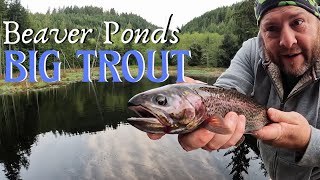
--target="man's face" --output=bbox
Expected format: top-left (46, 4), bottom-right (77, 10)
top-left (260, 6), bottom-right (320, 77)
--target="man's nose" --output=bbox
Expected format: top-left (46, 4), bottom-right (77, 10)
top-left (279, 25), bottom-right (297, 49)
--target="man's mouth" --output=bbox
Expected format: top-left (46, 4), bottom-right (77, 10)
top-left (281, 52), bottom-right (302, 59)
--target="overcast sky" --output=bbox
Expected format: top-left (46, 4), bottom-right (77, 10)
top-left (20, 0), bottom-right (242, 28)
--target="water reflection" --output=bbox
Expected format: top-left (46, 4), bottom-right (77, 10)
top-left (0, 77), bottom-right (267, 180)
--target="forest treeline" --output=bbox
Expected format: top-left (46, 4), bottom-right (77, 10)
top-left (0, 0), bottom-right (258, 75)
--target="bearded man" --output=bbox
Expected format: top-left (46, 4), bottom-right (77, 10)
top-left (148, 1), bottom-right (320, 179)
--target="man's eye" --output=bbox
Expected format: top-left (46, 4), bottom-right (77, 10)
top-left (266, 26), bottom-right (279, 32)
top-left (292, 19), bottom-right (304, 26)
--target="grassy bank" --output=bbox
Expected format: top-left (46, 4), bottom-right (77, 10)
top-left (0, 66), bottom-right (225, 95)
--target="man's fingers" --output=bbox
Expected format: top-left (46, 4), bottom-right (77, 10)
top-left (204, 113), bottom-right (243, 150)
top-left (253, 123), bottom-right (282, 141)
top-left (178, 112), bottom-right (247, 152)
top-left (147, 133), bottom-right (164, 140)
top-left (220, 115), bottom-right (246, 148)
top-left (267, 108), bottom-right (300, 124)
top-left (204, 112), bottom-right (238, 134)
top-left (178, 128), bottom-right (215, 151)
top-left (204, 133), bottom-right (232, 150)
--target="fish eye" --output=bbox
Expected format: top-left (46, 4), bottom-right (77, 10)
top-left (155, 95), bottom-right (167, 106)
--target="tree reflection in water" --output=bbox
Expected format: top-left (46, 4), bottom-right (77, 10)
top-left (224, 135), bottom-right (268, 180)
top-left (0, 79), bottom-right (164, 180)
top-left (0, 78), bottom-right (267, 180)
top-left (0, 95), bottom-right (38, 180)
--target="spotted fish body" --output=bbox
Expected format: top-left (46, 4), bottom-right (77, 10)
top-left (193, 85), bottom-right (268, 133)
top-left (127, 83), bottom-right (270, 134)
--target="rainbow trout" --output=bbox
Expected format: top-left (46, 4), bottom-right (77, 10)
top-left (127, 83), bottom-right (270, 134)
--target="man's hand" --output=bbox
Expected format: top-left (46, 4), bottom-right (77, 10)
top-left (253, 108), bottom-right (311, 152)
top-left (178, 112), bottom-right (246, 151)
top-left (147, 112), bottom-right (246, 152)
top-left (147, 133), bottom-right (164, 140)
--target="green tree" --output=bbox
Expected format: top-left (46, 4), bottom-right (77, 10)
top-left (233, 0), bottom-right (258, 44)
top-left (217, 33), bottom-right (238, 68)
top-left (110, 8), bottom-right (116, 15)
top-left (0, 0), bottom-right (7, 76)
top-left (0, 0), bottom-right (6, 17)
top-left (188, 42), bottom-right (203, 66)
top-left (6, 0), bottom-right (30, 50)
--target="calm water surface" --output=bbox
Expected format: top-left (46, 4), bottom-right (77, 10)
top-left (0, 77), bottom-right (268, 180)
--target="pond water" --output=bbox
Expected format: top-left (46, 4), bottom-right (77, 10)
top-left (0, 77), bottom-right (268, 180)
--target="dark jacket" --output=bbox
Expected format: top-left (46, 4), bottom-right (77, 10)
top-left (215, 35), bottom-right (320, 180)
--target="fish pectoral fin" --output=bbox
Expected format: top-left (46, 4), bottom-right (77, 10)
top-left (202, 115), bottom-right (233, 135)
top-left (235, 136), bottom-right (245, 147)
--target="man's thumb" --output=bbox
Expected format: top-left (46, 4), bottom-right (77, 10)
top-left (267, 108), bottom-right (297, 124)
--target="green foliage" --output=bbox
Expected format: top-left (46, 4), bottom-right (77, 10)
top-left (0, 0), bottom-right (260, 75)
top-left (217, 33), bottom-right (239, 68)
top-left (163, 32), bottom-right (223, 67)
top-left (181, 0), bottom-right (258, 37)
top-left (233, 0), bottom-right (258, 43)
top-left (181, 0), bottom-right (259, 68)
top-left (181, 4), bottom-right (238, 34)
top-left (188, 42), bottom-right (203, 66)
top-left (6, 0), bottom-right (30, 49)
top-left (0, 0), bottom-right (6, 18)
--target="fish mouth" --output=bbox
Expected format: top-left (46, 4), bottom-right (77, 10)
top-left (127, 105), bottom-right (172, 133)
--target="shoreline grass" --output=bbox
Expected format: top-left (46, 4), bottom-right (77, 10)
top-left (0, 66), bottom-right (225, 95)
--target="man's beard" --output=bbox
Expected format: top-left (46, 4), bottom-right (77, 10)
top-left (264, 26), bottom-right (320, 77)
